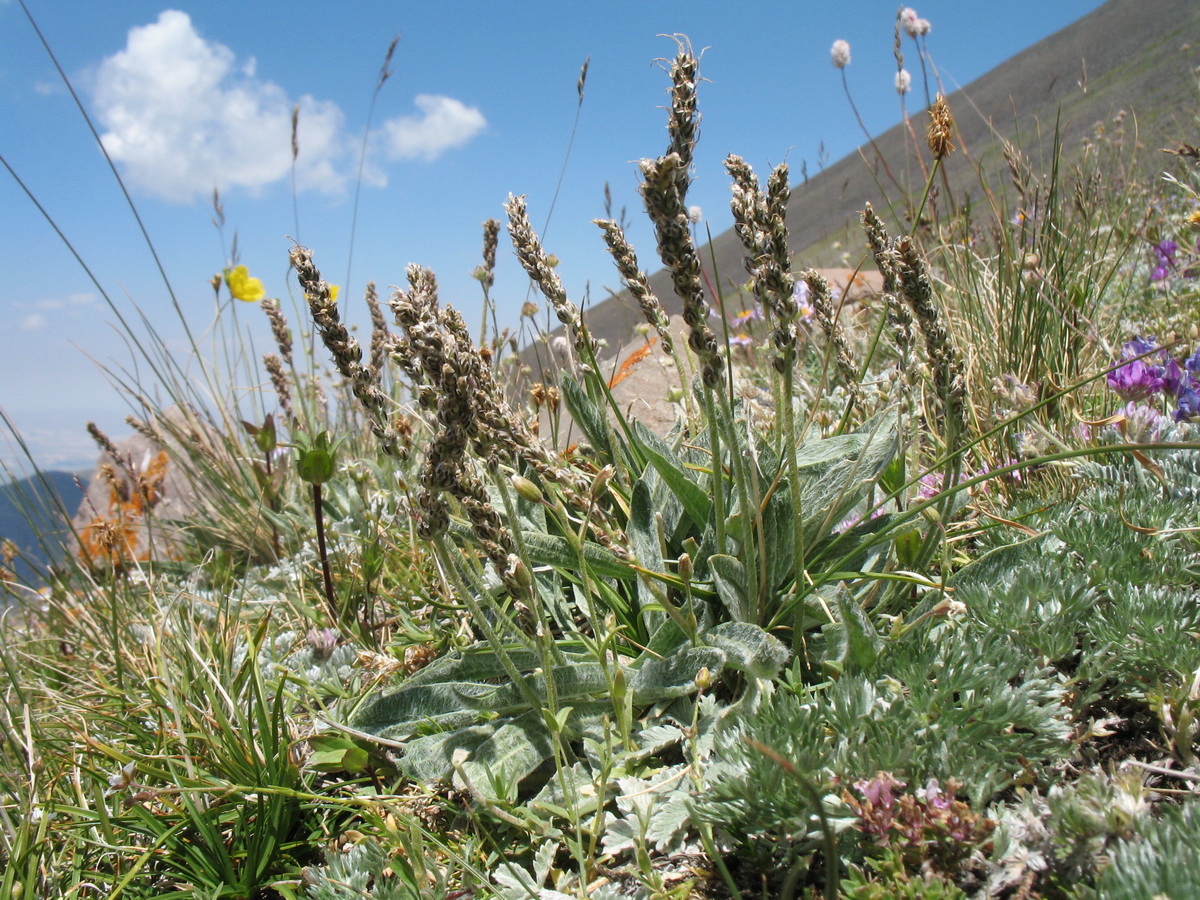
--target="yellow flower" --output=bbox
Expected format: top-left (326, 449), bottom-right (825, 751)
top-left (225, 265), bottom-right (265, 303)
top-left (1188, 209), bottom-right (1200, 228)
top-left (329, 285), bottom-right (340, 303)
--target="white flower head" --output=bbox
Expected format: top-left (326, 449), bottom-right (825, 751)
top-left (831, 39), bottom-right (851, 69)
top-left (687, 205), bottom-right (703, 224)
top-left (895, 69), bottom-right (912, 95)
top-left (902, 8), bottom-right (931, 37)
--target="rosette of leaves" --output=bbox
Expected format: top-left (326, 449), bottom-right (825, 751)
top-left (561, 374), bottom-right (901, 639)
top-left (347, 620), bottom-right (788, 799)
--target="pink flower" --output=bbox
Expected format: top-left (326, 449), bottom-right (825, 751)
top-left (831, 39), bottom-right (851, 69)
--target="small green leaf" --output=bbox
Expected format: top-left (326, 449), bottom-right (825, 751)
top-left (837, 588), bottom-right (883, 672)
top-left (634, 422), bottom-right (712, 530)
top-left (704, 621), bottom-right (790, 680)
top-left (710, 554), bottom-right (750, 622)
top-left (305, 735), bottom-right (371, 774)
top-left (630, 646), bottom-right (726, 703)
top-left (561, 374), bottom-right (616, 462)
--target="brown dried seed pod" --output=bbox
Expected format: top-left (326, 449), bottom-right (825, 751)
top-left (927, 93), bottom-right (955, 160)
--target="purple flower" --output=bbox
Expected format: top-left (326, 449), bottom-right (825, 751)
top-left (306, 627), bottom-right (339, 661)
top-left (857, 772), bottom-right (903, 808)
top-left (1175, 385), bottom-right (1200, 422)
top-left (1122, 335), bottom-right (1159, 360)
top-left (1161, 357), bottom-right (1186, 395)
top-left (1185, 347), bottom-right (1200, 376)
top-left (1107, 358), bottom-right (1164, 401)
top-left (1150, 239), bottom-right (1179, 281)
top-left (729, 332), bottom-right (754, 348)
top-left (1121, 402), bottom-right (1166, 443)
top-left (730, 308), bottom-right (762, 326)
top-left (922, 778), bottom-right (952, 810)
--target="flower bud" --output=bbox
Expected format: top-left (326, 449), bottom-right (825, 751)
top-left (511, 475), bottom-right (544, 503)
top-left (677, 552), bottom-right (694, 582)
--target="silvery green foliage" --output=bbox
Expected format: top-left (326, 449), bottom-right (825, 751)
top-left (953, 444), bottom-right (1200, 714)
top-left (693, 621), bottom-right (1074, 869)
top-left (987, 772), bottom-right (1153, 895)
top-left (600, 768), bottom-right (700, 859)
top-left (304, 841), bottom-right (419, 900)
top-left (232, 628), bottom-right (357, 691)
top-left (491, 839), bottom-right (639, 900)
top-left (596, 695), bottom-right (723, 861)
top-left (1088, 801), bottom-right (1200, 900)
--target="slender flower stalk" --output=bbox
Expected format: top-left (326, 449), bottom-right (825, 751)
top-left (477, 218), bottom-right (501, 346)
top-left (833, 39), bottom-right (899, 192)
top-left (802, 269), bottom-right (862, 416)
top-left (504, 194), bottom-right (597, 364)
top-left (640, 154), bottom-right (724, 390)
top-left (260, 297), bottom-right (293, 367)
top-left (291, 245), bottom-right (403, 458)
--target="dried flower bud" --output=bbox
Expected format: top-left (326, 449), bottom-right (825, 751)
top-left (591, 465), bottom-right (615, 498)
top-left (927, 93), bottom-right (955, 160)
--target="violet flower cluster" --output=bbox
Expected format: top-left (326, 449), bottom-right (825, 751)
top-left (1107, 336), bottom-right (1200, 422)
top-left (1150, 239), bottom-right (1178, 282)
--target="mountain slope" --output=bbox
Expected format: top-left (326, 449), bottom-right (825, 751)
top-left (0, 471), bottom-right (82, 588)
top-left (578, 0), bottom-right (1200, 350)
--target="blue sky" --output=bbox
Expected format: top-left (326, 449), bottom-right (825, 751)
top-left (1, 0), bottom-right (1107, 471)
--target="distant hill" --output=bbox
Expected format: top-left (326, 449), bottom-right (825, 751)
top-left (0, 470), bottom-right (83, 590)
top-left (579, 0), bottom-right (1200, 350)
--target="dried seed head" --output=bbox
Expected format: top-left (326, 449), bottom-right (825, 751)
top-left (594, 218), bottom-right (673, 354)
top-left (927, 93), bottom-right (955, 160)
top-left (504, 194), bottom-right (596, 360)
top-left (291, 246), bottom-right (401, 456)
top-left (264, 353), bottom-right (293, 418)
top-left (261, 297), bottom-right (294, 366)
top-left (639, 153), bottom-right (723, 387)
top-left (364, 282), bottom-right (392, 381)
top-left (480, 218), bottom-right (500, 291)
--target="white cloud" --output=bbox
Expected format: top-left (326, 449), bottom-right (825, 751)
top-left (30, 292), bottom-right (99, 312)
top-left (90, 11), bottom-right (486, 203)
top-left (91, 10), bottom-right (345, 202)
top-left (20, 314), bottom-right (48, 331)
top-left (380, 95), bottom-right (487, 161)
